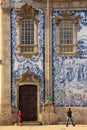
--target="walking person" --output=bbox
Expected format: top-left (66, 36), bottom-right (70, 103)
top-left (66, 108), bottom-right (75, 127)
top-left (17, 110), bottom-right (22, 126)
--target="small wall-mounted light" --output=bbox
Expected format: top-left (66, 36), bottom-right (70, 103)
top-left (0, 60), bottom-right (2, 64)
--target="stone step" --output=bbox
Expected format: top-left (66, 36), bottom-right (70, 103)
top-left (14, 121), bottom-right (42, 126)
top-left (55, 121), bottom-right (75, 125)
top-left (54, 122), bottom-right (65, 125)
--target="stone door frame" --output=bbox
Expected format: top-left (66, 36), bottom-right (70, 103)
top-left (15, 70), bottom-right (41, 121)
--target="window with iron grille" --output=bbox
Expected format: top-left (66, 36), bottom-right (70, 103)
top-left (20, 20), bottom-right (34, 44)
top-left (58, 20), bottom-right (74, 53)
top-left (59, 21), bottom-right (73, 45)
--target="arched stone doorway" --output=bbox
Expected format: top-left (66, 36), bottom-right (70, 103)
top-left (15, 71), bottom-right (41, 121)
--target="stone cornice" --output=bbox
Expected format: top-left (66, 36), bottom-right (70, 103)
top-left (1, 1), bottom-right (87, 11)
top-left (33, 0), bottom-right (87, 2)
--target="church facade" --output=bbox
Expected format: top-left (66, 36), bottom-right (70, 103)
top-left (0, 0), bottom-right (87, 125)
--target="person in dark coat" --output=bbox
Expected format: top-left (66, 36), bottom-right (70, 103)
top-left (66, 108), bottom-right (75, 127)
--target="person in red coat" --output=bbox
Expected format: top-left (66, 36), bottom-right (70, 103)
top-left (18, 110), bottom-right (22, 126)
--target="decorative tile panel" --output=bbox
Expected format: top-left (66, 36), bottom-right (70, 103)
top-left (52, 10), bottom-right (87, 106)
top-left (11, 8), bottom-right (45, 106)
top-left (11, 0), bottom-right (25, 2)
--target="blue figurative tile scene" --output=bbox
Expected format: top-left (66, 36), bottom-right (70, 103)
top-left (52, 10), bottom-right (87, 106)
top-left (11, 8), bottom-right (45, 106)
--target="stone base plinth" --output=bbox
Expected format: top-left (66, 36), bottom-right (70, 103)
top-left (40, 107), bottom-right (87, 125)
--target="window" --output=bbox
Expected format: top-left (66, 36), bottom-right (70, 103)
top-left (16, 3), bottom-right (39, 57)
top-left (54, 11), bottom-right (80, 55)
top-left (20, 20), bottom-right (34, 44)
top-left (59, 21), bottom-right (73, 45)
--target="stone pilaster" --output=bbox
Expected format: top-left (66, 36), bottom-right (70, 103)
top-left (0, 1), bottom-right (12, 125)
top-left (44, 0), bottom-right (53, 103)
top-left (0, 6), bottom-right (2, 114)
top-left (0, 5), bottom-right (2, 61)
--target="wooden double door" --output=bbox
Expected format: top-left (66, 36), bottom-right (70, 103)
top-left (19, 85), bottom-right (37, 121)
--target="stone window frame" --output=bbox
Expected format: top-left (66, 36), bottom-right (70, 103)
top-left (54, 11), bottom-right (80, 55)
top-left (16, 3), bottom-right (39, 57)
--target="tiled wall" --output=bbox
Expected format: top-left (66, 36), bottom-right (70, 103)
top-left (11, 0), bottom-right (25, 2)
top-left (11, 6), bottom-right (87, 107)
top-left (52, 11), bottom-right (87, 106)
top-left (11, 8), bottom-right (45, 106)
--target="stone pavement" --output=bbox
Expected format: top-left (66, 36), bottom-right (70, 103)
top-left (0, 125), bottom-right (87, 130)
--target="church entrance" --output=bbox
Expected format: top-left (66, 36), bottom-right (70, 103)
top-left (19, 85), bottom-right (37, 121)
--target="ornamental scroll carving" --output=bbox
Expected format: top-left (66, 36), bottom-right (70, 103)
top-left (1, 0), bottom-right (11, 13)
top-left (16, 3), bottom-right (39, 23)
top-left (53, 11), bottom-right (80, 25)
top-left (15, 71), bottom-right (41, 84)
